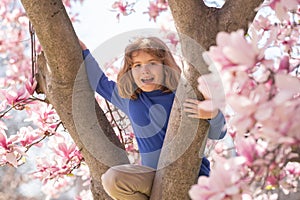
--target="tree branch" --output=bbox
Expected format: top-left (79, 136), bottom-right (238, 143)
top-left (20, 0), bottom-right (129, 198)
top-left (168, 0), bottom-right (219, 49)
top-left (150, 0), bottom-right (266, 199)
top-left (219, 0), bottom-right (264, 33)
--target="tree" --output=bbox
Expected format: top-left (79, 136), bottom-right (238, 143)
top-left (1, 0), bottom-right (299, 199)
top-left (150, 1), bottom-right (265, 199)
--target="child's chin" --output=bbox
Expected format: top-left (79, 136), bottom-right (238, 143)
top-left (140, 85), bottom-right (158, 92)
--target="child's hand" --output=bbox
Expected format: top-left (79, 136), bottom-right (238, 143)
top-left (78, 39), bottom-right (87, 50)
top-left (183, 98), bottom-right (219, 119)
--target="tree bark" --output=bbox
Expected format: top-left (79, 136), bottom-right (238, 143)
top-left (20, 0), bottom-right (129, 199)
top-left (150, 0), bottom-right (264, 199)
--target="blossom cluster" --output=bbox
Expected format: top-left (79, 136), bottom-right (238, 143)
top-left (111, 0), bottom-right (168, 21)
top-left (190, 0), bottom-right (300, 199)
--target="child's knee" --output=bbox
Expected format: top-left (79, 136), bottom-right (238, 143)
top-left (101, 167), bottom-right (120, 196)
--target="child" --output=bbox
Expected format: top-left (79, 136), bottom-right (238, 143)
top-left (81, 37), bottom-right (226, 200)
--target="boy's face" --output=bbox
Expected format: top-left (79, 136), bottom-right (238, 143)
top-left (131, 50), bottom-right (164, 92)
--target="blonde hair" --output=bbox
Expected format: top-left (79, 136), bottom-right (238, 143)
top-left (117, 37), bottom-right (181, 100)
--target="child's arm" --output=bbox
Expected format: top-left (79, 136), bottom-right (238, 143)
top-left (79, 40), bottom-right (129, 114)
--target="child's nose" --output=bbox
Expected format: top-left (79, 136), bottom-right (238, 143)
top-left (141, 64), bottom-right (150, 73)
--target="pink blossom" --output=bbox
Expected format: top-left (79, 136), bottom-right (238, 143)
top-left (258, 100), bottom-right (300, 144)
top-left (204, 29), bottom-right (261, 71)
top-left (278, 55), bottom-right (290, 72)
top-left (166, 32), bottom-right (179, 47)
top-left (32, 135), bottom-right (83, 197)
top-left (62, 0), bottom-right (84, 8)
top-left (235, 135), bottom-right (267, 166)
top-left (17, 126), bottom-right (43, 147)
top-left (252, 15), bottom-right (273, 32)
top-left (33, 155), bottom-right (78, 198)
top-left (285, 162), bottom-right (300, 176)
top-left (0, 130), bottom-right (26, 167)
top-left (63, 0), bottom-right (72, 7)
top-left (251, 74), bottom-right (300, 144)
top-left (56, 143), bottom-right (77, 159)
top-left (226, 94), bottom-right (257, 134)
top-left (48, 134), bottom-right (83, 162)
top-left (0, 130), bottom-right (8, 150)
top-left (280, 168), bottom-right (299, 194)
top-left (274, 73), bottom-right (300, 104)
top-left (189, 156), bottom-right (247, 200)
top-left (235, 136), bottom-right (257, 165)
top-left (268, 0), bottom-right (300, 21)
top-left (26, 103), bottom-right (60, 133)
top-left (111, 1), bottom-right (135, 21)
top-left (25, 76), bottom-right (37, 95)
top-left (75, 190), bottom-right (93, 200)
top-left (251, 65), bottom-right (271, 83)
top-left (1, 86), bottom-right (30, 106)
top-left (41, 177), bottom-right (75, 199)
top-left (33, 157), bottom-right (61, 182)
top-left (143, 1), bottom-right (168, 22)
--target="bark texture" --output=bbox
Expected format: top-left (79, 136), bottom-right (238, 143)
top-left (21, 0), bottom-right (129, 199)
top-left (150, 0), bottom-right (264, 199)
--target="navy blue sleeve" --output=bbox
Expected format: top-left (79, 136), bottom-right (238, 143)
top-left (82, 49), bottom-right (129, 114)
top-left (198, 157), bottom-right (210, 177)
top-left (207, 111), bottom-right (226, 140)
top-left (199, 112), bottom-right (226, 177)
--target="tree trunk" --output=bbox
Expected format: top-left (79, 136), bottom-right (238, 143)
top-left (150, 0), bottom-right (264, 199)
top-left (20, 0), bottom-right (129, 199)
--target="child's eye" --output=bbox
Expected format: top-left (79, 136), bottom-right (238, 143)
top-left (132, 64), bottom-right (141, 68)
top-left (150, 61), bottom-right (161, 66)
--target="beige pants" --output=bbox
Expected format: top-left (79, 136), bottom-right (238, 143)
top-left (101, 164), bottom-right (156, 200)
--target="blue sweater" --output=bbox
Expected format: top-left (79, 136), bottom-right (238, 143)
top-left (83, 49), bottom-right (226, 176)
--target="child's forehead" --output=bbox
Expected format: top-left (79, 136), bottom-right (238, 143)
top-left (127, 37), bottom-right (166, 51)
top-left (131, 50), bottom-right (160, 62)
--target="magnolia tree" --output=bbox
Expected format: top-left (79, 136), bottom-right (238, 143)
top-left (0, 0), bottom-right (300, 199)
top-left (188, 2), bottom-right (300, 199)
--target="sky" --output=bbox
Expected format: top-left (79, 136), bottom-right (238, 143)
top-left (73, 0), bottom-right (225, 51)
top-left (73, 0), bottom-right (168, 51)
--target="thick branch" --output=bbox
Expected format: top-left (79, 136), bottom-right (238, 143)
top-left (21, 0), bottom-right (129, 199)
top-left (150, 0), bottom-right (265, 199)
top-left (169, 0), bottom-right (264, 50)
top-left (219, 0), bottom-right (264, 33)
top-left (168, 0), bottom-right (219, 49)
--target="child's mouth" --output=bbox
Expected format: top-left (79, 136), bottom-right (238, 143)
top-left (141, 77), bottom-right (154, 83)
